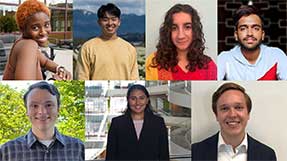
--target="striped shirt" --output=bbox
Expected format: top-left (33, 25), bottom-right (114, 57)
top-left (0, 128), bottom-right (84, 161)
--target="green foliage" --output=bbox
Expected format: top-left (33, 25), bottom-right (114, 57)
top-left (54, 81), bottom-right (85, 141)
top-left (0, 15), bottom-right (18, 33)
top-left (136, 46), bottom-right (145, 80)
top-left (163, 99), bottom-right (170, 113)
top-left (0, 84), bottom-right (29, 145)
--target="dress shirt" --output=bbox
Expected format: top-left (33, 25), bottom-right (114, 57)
top-left (218, 132), bottom-right (247, 161)
top-left (0, 128), bottom-right (84, 161)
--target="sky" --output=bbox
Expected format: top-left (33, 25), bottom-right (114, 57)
top-left (73, 0), bottom-right (145, 15)
top-left (0, 81), bottom-right (38, 91)
top-left (0, 0), bottom-right (72, 4)
top-left (0, 0), bottom-right (145, 15)
top-left (0, 0), bottom-right (73, 13)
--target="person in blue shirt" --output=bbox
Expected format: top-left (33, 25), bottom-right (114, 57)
top-left (0, 81), bottom-right (84, 161)
top-left (218, 5), bottom-right (287, 80)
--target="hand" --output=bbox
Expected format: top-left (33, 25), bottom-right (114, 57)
top-left (53, 66), bottom-right (72, 80)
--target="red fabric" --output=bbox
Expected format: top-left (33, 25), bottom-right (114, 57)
top-left (258, 63), bottom-right (277, 80)
top-left (171, 60), bottom-right (217, 80)
top-left (158, 67), bottom-right (173, 80)
top-left (164, 60), bottom-right (217, 80)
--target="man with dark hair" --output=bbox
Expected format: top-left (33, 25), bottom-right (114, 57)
top-left (192, 82), bottom-right (277, 161)
top-left (218, 5), bottom-right (287, 80)
top-left (0, 81), bottom-right (84, 161)
top-left (76, 3), bottom-right (139, 80)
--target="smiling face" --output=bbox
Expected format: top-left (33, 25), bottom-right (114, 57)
top-left (171, 12), bottom-right (193, 54)
top-left (98, 12), bottom-right (120, 38)
top-left (215, 90), bottom-right (250, 139)
top-left (22, 12), bottom-right (51, 47)
top-left (234, 14), bottom-right (265, 51)
top-left (128, 89), bottom-right (149, 116)
top-left (26, 88), bottom-right (58, 134)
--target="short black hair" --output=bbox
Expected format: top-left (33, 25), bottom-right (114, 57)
top-left (234, 5), bottom-right (264, 30)
top-left (97, 3), bottom-right (121, 19)
top-left (23, 81), bottom-right (60, 108)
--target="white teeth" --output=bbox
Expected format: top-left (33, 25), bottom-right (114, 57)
top-left (226, 121), bottom-right (239, 125)
top-left (36, 117), bottom-right (49, 121)
top-left (38, 37), bottom-right (48, 42)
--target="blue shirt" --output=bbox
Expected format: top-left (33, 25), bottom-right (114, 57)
top-left (218, 44), bottom-right (287, 80)
top-left (0, 128), bottom-right (84, 161)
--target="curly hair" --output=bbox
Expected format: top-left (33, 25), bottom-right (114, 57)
top-left (16, 0), bottom-right (50, 31)
top-left (151, 4), bottom-right (211, 72)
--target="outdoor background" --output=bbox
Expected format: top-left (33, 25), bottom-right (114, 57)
top-left (0, 0), bottom-right (74, 78)
top-left (73, 0), bottom-right (146, 79)
top-left (0, 80), bottom-right (85, 145)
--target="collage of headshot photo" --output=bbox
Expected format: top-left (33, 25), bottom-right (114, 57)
top-left (0, 0), bottom-right (286, 161)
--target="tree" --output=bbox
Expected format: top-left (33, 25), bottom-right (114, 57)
top-left (54, 80), bottom-right (85, 141)
top-left (0, 15), bottom-right (18, 33)
top-left (0, 84), bottom-right (29, 144)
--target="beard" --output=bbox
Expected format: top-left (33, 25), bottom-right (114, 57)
top-left (238, 37), bottom-right (262, 51)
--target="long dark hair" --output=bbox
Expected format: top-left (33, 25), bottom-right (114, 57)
top-left (124, 84), bottom-right (153, 115)
top-left (150, 4), bottom-right (211, 72)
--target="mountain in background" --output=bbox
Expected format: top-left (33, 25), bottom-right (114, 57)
top-left (73, 9), bottom-right (145, 44)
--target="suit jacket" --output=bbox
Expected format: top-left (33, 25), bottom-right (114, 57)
top-left (106, 112), bottom-right (169, 161)
top-left (192, 132), bottom-right (277, 161)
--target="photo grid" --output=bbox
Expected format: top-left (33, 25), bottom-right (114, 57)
top-left (0, 0), bottom-right (286, 160)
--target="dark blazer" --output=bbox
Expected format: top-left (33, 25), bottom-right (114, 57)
top-left (106, 112), bottom-right (169, 161)
top-left (192, 132), bottom-right (277, 161)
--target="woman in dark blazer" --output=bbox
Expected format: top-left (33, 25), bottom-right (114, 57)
top-left (106, 84), bottom-right (170, 161)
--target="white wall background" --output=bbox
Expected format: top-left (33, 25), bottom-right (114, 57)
top-left (146, 0), bottom-right (217, 62)
top-left (192, 81), bottom-right (287, 161)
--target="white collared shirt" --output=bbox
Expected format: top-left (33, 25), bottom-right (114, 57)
top-left (218, 132), bottom-right (248, 161)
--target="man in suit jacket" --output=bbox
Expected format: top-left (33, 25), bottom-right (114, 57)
top-left (192, 82), bottom-right (277, 161)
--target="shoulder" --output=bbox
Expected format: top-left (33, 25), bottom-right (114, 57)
top-left (207, 58), bottom-right (217, 68)
top-left (218, 46), bottom-right (239, 60)
top-left (262, 45), bottom-right (286, 57)
top-left (117, 37), bottom-right (136, 50)
top-left (14, 39), bottom-right (38, 52)
top-left (111, 115), bottom-right (128, 124)
top-left (60, 134), bottom-right (84, 147)
top-left (149, 113), bottom-right (164, 121)
top-left (248, 135), bottom-right (276, 154)
top-left (201, 55), bottom-right (215, 65)
top-left (1, 135), bottom-right (27, 149)
top-left (145, 113), bottom-right (165, 127)
top-left (81, 37), bottom-right (101, 47)
top-left (117, 37), bottom-right (133, 46)
top-left (193, 133), bottom-right (218, 146)
top-left (192, 133), bottom-right (218, 160)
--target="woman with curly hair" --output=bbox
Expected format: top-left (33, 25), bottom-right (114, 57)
top-left (146, 4), bottom-right (217, 80)
top-left (3, 0), bottom-right (71, 80)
